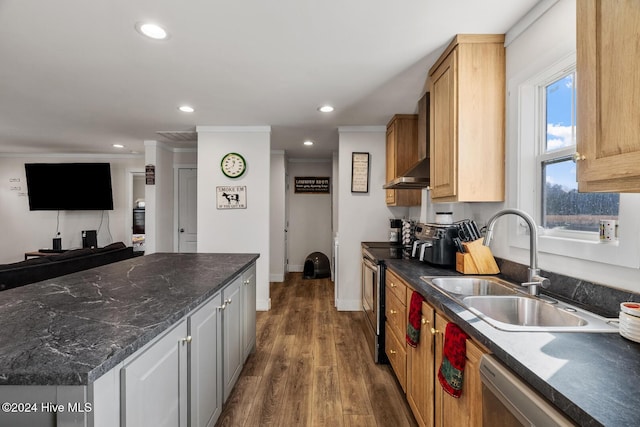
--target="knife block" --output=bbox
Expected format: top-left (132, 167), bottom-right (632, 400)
top-left (456, 239), bottom-right (500, 275)
top-left (456, 252), bottom-right (479, 274)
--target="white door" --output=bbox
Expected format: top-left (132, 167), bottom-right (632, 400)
top-left (178, 168), bottom-right (197, 253)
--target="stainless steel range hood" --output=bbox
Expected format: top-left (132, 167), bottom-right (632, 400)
top-left (383, 158), bottom-right (430, 189)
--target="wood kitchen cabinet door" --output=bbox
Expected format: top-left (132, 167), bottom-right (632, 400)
top-left (577, 0), bottom-right (640, 192)
top-left (428, 34), bottom-right (505, 202)
top-left (433, 313), bottom-right (484, 427)
top-left (430, 51), bottom-right (457, 200)
top-left (406, 300), bottom-right (436, 427)
top-left (386, 114), bottom-right (422, 206)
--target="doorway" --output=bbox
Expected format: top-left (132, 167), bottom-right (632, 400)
top-left (126, 169), bottom-right (145, 252)
top-left (177, 168), bottom-right (197, 253)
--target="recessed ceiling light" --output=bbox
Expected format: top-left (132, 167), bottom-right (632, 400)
top-left (318, 105), bottom-right (334, 113)
top-left (178, 105), bottom-right (195, 113)
top-left (113, 144), bottom-right (124, 148)
top-left (135, 22), bottom-right (169, 40)
top-left (304, 140), bottom-right (314, 146)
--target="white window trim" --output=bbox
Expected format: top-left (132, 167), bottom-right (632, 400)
top-left (513, 52), bottom-right (640, 269)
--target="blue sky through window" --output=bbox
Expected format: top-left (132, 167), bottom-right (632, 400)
top-left (545, 74), bottom-right (576, 190)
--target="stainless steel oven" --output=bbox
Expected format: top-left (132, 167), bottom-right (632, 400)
top-left (361, 245), bottom-right (389, 364)
top-left (480, 354), bottom-right (575, 426)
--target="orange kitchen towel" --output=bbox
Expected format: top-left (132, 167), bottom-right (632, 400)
top-left (406, 291), bottom-right (424, 347)
top-left (437, 322), bottom-right (469, 398)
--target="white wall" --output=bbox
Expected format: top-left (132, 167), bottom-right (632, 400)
top-left (336, 126), bottom-right (408, 310)
top-left (144, 141), bottom-right (177, 254)
top-left (0, 154), bottom-right (144, 263)
top-left (287, 159), bottom-right (333, 272)
top-left (270, 151), bottom-right (286, 282)
top-left (464, 0), bottom-right (640, 293)
top-left (196, 126), bottom-right (271, 311)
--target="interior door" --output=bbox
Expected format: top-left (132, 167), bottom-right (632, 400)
top-left (178, 168), bottom-right (197, 253)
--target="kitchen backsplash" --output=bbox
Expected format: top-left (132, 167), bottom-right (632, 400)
top-left (496, 258), bottom-right (640, 318)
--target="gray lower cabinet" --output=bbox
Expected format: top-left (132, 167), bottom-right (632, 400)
top-left (242, 264), bottom-right (257, 360)
top-left (120, 265), bottom-right (256, 427)
top-left (121, 320), bottom-right (189, 427)
top-left (222, 275), bottom-right (243, 401)
top-left (189, 293), bottom-right (223, 427)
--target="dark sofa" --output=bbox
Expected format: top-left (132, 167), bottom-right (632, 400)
top-left (0, 242), bottom-right (135, 291)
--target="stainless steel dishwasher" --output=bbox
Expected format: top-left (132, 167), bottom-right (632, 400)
top-left (479, 354), bottom-right (576, 426)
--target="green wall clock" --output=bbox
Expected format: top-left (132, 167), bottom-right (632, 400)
top-left (221, 152), bottom-right (247, 178)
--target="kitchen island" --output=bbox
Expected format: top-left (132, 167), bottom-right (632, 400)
top-left (0, 252), bottom-right (259, 427)
top-left (386, 258), bottom-right (640, 427)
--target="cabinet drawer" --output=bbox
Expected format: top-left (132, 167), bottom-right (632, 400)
top-left (386, 270), bottom-right (407, 305)
top-left (386, 289), bottom-right (406, 342)
top-left (385, 322), bottom-right (407, 393)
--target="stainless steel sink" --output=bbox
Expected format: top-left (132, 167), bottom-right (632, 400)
top-left (428, 276), bottom-right (517, 297)
top-left (421, 276), bottom-right (619, 333)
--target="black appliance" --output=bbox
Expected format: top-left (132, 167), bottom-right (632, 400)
top-left (82, 230), bottom-right (97, 248)
top-left (133, 208), bottom-right (145, 234)
top-left (412, 223), bottom-right (458, 266)
top-left (361, 242), bottom-right (406, 364)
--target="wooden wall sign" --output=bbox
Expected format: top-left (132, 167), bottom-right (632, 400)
top-left (294, 177), bottom-right (330, 194)
top-left (351, 152), bottom-right (369, 193)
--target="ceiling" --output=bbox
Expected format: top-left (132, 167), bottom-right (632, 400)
top-left (0, 0), bottom-right (539, 159)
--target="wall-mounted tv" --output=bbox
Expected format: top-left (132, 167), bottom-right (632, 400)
top-left (25, 163), bottom-right (114, 211)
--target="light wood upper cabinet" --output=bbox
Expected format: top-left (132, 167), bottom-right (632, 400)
top-left (386, 114), bottom-right (422, 206)
top-left (428, 34), bottom-right (505, 202)
top-left (577, 0), bottom-right (640, 192)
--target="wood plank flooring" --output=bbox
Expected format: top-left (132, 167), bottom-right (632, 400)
top-left (216, 273), bottom-right (417, 427)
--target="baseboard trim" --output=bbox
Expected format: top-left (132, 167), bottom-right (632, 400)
top-left (336, 299), bottom-right (362, 311)
top-left (257, 298), bottom-right (271, 311)
top-left (269, 273), bottom-right (285, 282)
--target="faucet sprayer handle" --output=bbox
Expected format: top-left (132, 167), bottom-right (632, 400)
top-left (530, 274), bottom-right (550, 289)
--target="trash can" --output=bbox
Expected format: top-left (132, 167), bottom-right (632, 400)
top-left (303, 252), bottom-right (331, 279)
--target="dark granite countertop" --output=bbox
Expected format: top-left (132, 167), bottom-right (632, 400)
top-left (384, 257), bottom-right (640, 427)
top-left (0, 252), bottom-right (259, 386)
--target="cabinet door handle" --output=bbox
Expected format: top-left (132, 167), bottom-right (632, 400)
top-left (430, 327), bottom-right (440, 336)
top-left (573, 152), bottom-right (586, 162)
top-left (225, 298), bottom-right (232, 305)
top-left (421, 318), bottom-right (430, 325)
top-left (389, 309), bottom-right (397, 315)
top-left (181, 335), bottom-right (192, 344)
top-left (389, 349), bottom-right (397, 355)
top-left (218, 303), bottom-right (227, 311)
top-left (390, 282), bottom-right (396, 288)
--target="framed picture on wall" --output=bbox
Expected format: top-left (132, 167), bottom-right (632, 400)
top-left (351, 152), bottom-right (369, 193)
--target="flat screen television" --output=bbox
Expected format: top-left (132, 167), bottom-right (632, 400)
top-left (25, 163), bottom-right (114, 211)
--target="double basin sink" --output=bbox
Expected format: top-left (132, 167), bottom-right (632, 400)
top-left (420, 276), bottom-right (619, 332)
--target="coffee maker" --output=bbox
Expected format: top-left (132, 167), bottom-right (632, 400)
top-left (389, 219), bottom-right (402, 245)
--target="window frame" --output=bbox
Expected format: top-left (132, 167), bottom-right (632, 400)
top-left (513, 52), bottom-right (639, 269)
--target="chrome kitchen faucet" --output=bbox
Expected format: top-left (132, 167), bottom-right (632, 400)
top-left (483, 209), bottom-right (550, 296)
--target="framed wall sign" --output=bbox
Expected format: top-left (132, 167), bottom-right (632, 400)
top-left (351, 152), bottom-right (370, 193)
top-left (294, 177), bottom-right (330, 194)
top-left (216, 186), bottom-right (247, 209)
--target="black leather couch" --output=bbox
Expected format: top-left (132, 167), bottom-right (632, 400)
top-left (0, 242), bottom-right (135, 291)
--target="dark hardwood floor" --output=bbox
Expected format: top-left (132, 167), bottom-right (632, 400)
top-left (215, 273), bottom-right (417, 427)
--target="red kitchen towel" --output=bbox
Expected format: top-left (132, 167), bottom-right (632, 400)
top-left (437, 322), bottom-right (469, 398)
top-left (406, 291), bottom-right (425, 347)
